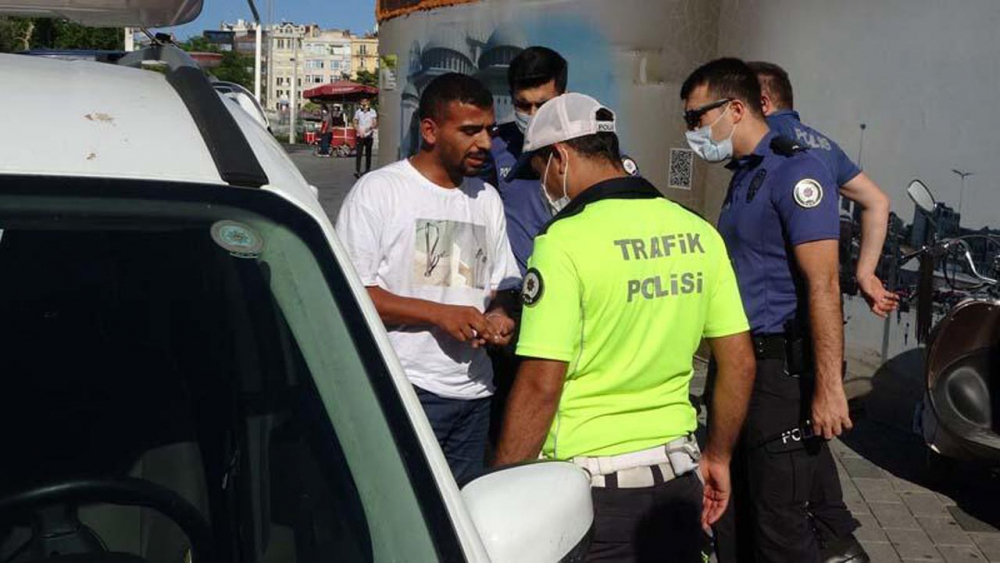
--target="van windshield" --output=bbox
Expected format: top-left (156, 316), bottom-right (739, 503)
top-left (0, 183), bottom-right (457, 562)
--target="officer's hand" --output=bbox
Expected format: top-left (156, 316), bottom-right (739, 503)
top-left (858, 273), bottom-right (900, 318)
top-left (811, 387), bottom-right (853, 440)
top-left (484, 310), bottom-right (516, 347)
top-left (699, 454), bottom-right (731, 531)
top-left (434, 305), bottom-right (492, 348)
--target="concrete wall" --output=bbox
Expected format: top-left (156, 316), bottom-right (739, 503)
top-left (717, 0), bottom-right (1000, 231)
top-left (716, 0), bottom-right (1000, 388)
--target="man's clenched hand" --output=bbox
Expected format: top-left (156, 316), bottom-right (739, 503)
top-left (433, 304), bottom-right (492, 347)
top-left (812, 386), bottom-right (853, 440)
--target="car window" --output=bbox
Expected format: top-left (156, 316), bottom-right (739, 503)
top-left (0, 185), bottom-right (457, 562)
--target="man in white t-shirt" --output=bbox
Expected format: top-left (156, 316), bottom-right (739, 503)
top-left (336, 73), bottom-right (521, 484)
top-left (353, 97), bottom-right (378, 178)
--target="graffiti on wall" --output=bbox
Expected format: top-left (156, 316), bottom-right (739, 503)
top-left (395, 14), bottom-right (618, 159)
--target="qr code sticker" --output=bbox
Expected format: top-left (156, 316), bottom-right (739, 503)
top-left (669, 148), bottom-right (694, 190)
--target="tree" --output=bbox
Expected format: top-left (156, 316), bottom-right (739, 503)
top-left (0, 16), bottom-right (122, 53)
top-left (41, 19), bottom-right (122, 50)
top-left (0, 17), bottom-right (35, 52)
top-left (180, 36), bottom-right (219, 53)
top-left (211, 50), bottom-right (254, 90)
top-left (179, 37), bottom-right (254, 91)
top-left (355, 69), bottom-right (378, 88)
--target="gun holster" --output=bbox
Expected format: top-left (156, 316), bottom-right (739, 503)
top-left (783, 321), bottom-right (813, 377)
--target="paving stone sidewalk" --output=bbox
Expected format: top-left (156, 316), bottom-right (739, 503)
top-left (829, 428), bottom-right (1000, 563)
top-left (690, 358), bottom-right (1000, 563)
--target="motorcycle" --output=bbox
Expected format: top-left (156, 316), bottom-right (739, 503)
top-left (902, 180), bottom-right (1000, 475)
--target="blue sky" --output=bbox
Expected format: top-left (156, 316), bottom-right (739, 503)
top-left (160, 0), bottom-right (377, 39)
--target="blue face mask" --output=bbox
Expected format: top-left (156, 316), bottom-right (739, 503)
top-left (514, 110), bottom-right (531, 135)
top-left (685, 105), bottom-right (736, 163)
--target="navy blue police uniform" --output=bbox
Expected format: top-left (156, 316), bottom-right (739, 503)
top-left (769, 109), bottom-right (873, 558)
top-left (767, 109), bottom-right (861, 187)
top-left (488, 122), bottom-right (554, 278)
top-left (483, 122), bottom-right (556, 444)
top-left (710, 130), bottom-right (860, 563)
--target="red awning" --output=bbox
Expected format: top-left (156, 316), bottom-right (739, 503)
top-left (188, 51), bottom-right (223, 69)
top-left (304, 81), bottom-right (379, 102)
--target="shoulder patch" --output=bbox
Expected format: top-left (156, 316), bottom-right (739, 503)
top-left (521, 268), bottom-right (544, 306)
top-left (793, 178), bottom-right (824, 208)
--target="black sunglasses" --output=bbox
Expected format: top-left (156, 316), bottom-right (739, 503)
top-left (683, 98), bottom-right (732, 130)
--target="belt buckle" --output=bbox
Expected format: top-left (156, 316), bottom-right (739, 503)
top-left (616, 466), bottom-right (656, 488)
top-left (667, 449), bottom-right (697, 476)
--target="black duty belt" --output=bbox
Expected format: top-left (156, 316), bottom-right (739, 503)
top-left (752, 334), bottom-right (786, 361)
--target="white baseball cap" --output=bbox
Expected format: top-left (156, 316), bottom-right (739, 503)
top-left (505, 92), bottom-right (617, 181)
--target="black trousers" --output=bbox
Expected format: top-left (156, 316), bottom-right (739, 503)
top-left (487, 343), bottom-right (519, 449)
top-left (487, 289), bottom-right (523, 449)
top-left (587, 472), bottom-right (705, 563)
top-left (355, 135), bottom-right (373, 173)
top-left (710, 358), bottom-right (858, 563)
top-left (318, 131), bottom-right (332, 154)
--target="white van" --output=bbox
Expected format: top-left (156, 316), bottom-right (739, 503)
top-left (0, 2), bottom-right (593, 562)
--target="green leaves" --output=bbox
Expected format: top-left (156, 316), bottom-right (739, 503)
top-left (0, 17), bottom-right (123, 53)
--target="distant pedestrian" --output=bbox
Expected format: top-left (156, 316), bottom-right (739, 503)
top-left (354, 97), bottom-right (377, 177)
top-left (905, 323), bottom-right (910, 346)
top-left (317, 105), bottom-right (333, 157)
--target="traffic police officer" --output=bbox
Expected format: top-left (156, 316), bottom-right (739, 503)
top-left (493, 92), bottom-right (757, 562)
top-left (680, 58), bottom-right (867, 563)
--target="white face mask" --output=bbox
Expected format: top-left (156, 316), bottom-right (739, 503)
top-left (513, 110), bottom-right (531, 135)
top-left (685, 104), bottom-right (737, 163)
top-left (541, 151), bottom-right (571, 214)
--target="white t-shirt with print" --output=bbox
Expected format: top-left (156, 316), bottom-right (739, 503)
top-left (335, 159), bottom-right (521, 399)
top-left (354, 108), bottom-right (377, 138)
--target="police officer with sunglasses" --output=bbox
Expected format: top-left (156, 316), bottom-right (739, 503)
top-left (680, 58), bottom-right (869, 563)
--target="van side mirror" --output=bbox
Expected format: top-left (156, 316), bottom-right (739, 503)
top-left (462, 462), bottom-right (593, 562)
top-left (907, 179), bottom-right (937, 215)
